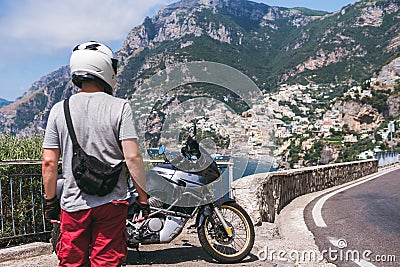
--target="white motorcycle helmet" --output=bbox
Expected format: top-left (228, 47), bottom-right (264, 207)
top-left (70, 41), bottom-right (118, 95)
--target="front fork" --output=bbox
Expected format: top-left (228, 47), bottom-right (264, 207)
top-left (197, 203), bottom-right (233, 238)
top-left (213, 206), bottom-right (233, 238)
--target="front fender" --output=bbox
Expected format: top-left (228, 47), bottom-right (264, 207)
top-left (214, 197), bottom-right (236, 208)
top-left (196, 197), bottom-right (236, 229)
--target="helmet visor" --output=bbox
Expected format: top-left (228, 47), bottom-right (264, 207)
top-left (112, 58), bottom-right (118, 75)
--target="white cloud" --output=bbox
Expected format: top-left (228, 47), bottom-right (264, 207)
top-left (0, 0), bottom-right (169, 54)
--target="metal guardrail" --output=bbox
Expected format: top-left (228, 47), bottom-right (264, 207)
top-left (0, 173), bottom-right (49, 244)
top-left (374, 151), bottom-right (399, 167)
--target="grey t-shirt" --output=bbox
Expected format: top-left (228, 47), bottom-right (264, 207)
top-left (43, 92), bottom-right (138, 212)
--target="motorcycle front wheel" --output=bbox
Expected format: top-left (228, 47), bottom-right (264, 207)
top-left (198, 202), bottom-right (255, 263)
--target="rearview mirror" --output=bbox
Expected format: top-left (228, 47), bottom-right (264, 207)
top-left (158, 145), bottom-right (165, 155)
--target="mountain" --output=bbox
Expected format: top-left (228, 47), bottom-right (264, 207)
top-left (1, 0), bottom-right (399, 162)
top-left (0, 66), bottom-right (73, 134)
top-left (116, 0), bottom-right (400, 96)
top-left (0, 98), bottom-right (12, 109)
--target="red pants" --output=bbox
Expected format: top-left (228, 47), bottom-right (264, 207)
top-left (56, 201), bottom-right (128, 267)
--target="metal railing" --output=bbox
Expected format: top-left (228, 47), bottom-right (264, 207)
top-left (0, 173), bottom-right (49, 245)
top-left (374, 151), bottom-right (399, 167)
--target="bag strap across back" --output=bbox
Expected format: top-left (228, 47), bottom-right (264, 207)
top-left (63, 98), bottom-right (81, 150)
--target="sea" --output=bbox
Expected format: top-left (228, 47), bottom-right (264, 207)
top-left (214, 156), bottom-right (277, 199)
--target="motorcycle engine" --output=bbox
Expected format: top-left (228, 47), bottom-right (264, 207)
top-left (126, 196), bottom-right (188, 245)
top-left (146, 218), bottom-right (164, 232)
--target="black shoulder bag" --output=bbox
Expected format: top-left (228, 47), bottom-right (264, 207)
top-left (63, 98), bottom-right (124, 196)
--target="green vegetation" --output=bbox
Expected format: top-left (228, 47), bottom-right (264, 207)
top-left (326, 129), bottom-right (345, 144)
top-left (360, 89), bottom-right (390, 115)
top-left (304, 141), bottom-right (324, 165)
top-left (288, 141), bottom-right (302, 168)
top-left (279, 101), bottom-right (303, 116)
top-left (336, 137), bottom-right (376, 163)
top-left (0, 133), bottom-right (44, 161)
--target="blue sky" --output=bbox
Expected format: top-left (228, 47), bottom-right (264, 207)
top-left (0, 0), bottom-right (358, 101)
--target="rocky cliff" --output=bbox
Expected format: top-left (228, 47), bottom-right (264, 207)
top-left (0, 66), bottom-right (75, 135)
top-left (377, 57), bottom-right (400, 86)
top-left (333, 100), bottom-right (383, 133)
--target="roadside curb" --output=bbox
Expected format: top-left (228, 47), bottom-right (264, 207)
top-left (0, 242), bottom-right (52, 264)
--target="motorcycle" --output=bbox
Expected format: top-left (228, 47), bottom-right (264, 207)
top-left (51, 122), bottom-right (255, 263)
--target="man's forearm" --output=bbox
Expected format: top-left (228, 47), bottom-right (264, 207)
top-left (42, 166), bottom-right (58, 199)
top-left (42, 148), bottom-right (60, 199)
top-left (126, 156), bottom-right (147, 203)
top-left (122, 139), bottom-right (148, 203)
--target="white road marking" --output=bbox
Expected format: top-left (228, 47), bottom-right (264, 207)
top-left (326, 237), bottom-right (378, 267)
top-left (327, 236), bottom-right (340, 247)
top-left (312, 168), bottom-right (397, 228)
top-left (353, 259), bottom-right (377, 267)
top-left (327, 237), bottom-right (347, 249)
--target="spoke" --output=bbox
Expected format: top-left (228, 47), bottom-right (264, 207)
top-left (233, 236), bottom-right (245, 248)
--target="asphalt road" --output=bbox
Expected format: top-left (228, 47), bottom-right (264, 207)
top-left (305, 168), bottom-right (400, 267)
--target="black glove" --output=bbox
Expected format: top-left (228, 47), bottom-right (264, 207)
top-left (133, 200), bottom-right (150, 219)
top-left (44, 196), bottom-right (60, 221)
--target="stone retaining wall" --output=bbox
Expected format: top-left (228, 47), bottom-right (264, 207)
top-left (231, 159), bottom-right (378, 225)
